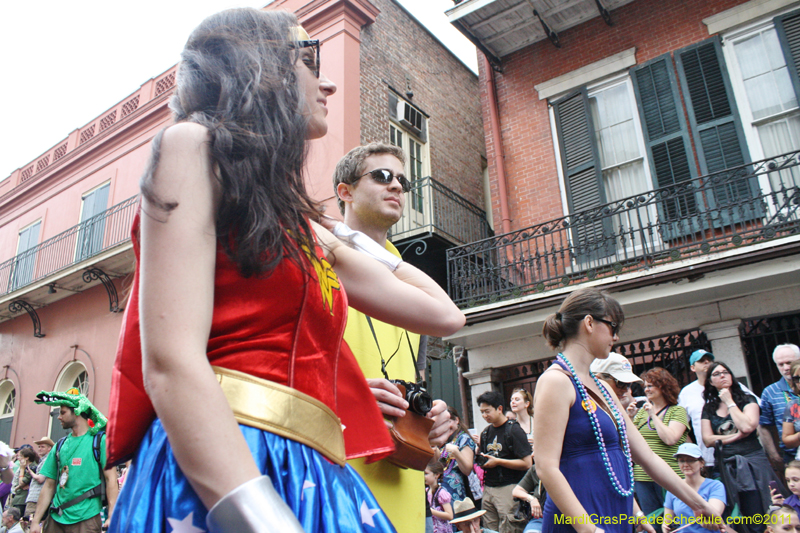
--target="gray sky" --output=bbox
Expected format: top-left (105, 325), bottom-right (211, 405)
top-left (0, 0), bottom-right (476, 180)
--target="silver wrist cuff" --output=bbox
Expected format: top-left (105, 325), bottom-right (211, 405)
top-left (206, 475), bottom-right (305, 533)
top-left (332, 222), bottom-right (402, 271)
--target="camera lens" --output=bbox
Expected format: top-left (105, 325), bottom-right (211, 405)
top-left (409, 390), bottom-right (432, 415)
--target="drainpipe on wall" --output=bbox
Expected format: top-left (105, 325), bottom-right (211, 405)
top-left (484, 55), bottom-right (512, 235)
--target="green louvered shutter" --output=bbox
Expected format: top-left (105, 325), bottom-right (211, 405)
top-left (631, 55), bottom-right (701, 240)
top-left (775, 9), bottom-right (800, 100)
top-left (552, 88), bottom-right (615, 263)
top-left (675, 37), bottom-right (760, 227)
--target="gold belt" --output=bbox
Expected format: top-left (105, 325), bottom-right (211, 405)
top-left (212, 366), bottom-right (345, 466)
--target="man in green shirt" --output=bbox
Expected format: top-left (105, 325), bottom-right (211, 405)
top-left (30, 405), bottom-right (118, 533)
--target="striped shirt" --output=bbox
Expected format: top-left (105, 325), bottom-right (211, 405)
top-left (633, 404), bottom-right (688, 482)
top-left (759, 378), bottom-right (798, 457)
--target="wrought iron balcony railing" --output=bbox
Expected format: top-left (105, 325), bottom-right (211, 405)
top-left (447, 150), bottom-right (800, 307)
top-left (390, 176), bottom-right (493, 247)
top-left (0, 195), bottom-right (138, 296)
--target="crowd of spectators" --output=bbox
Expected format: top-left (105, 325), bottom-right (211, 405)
top-left (0, 420), bottom-right (126, 532)
top-left (439, 342), bottom-right (800, 533)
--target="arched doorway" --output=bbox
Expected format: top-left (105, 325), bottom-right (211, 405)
top-left (49, 363), bottom-right (89, 441)
top-left (0, 382), bottom-right (15, 444)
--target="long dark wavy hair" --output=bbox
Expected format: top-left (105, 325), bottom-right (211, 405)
top-left (141, 8), bottom-right (320, 277)
top-left (702, 361), bottom-right (754, 413)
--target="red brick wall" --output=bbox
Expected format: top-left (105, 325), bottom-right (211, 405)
top-left (359, 0), bottom-right (486, 209)
top-left (481, 0), bottom-right (751, 233)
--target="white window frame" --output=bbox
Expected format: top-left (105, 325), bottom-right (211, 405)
top-left (722, 14), bottom-right (800, 213)
top-left (12, 219), bottom-right (42, 290)
top-left (389, 113), bottom-right (431, 235)
top-left (77, 180), bottom-right (111, 222)
top-left (549, 73), bottom-right (661, 261)
top-left (75, 180), bottom-right (111, 261)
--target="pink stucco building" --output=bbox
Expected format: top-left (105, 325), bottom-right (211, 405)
top-left (0, 0), bottom-right (485, 447)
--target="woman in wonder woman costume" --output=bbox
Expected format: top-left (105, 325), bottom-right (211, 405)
top-left (104, 9), bottom-right (465, 533)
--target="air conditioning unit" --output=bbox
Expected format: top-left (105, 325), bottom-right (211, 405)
top-left (396, 100), bottom-right (423, 135)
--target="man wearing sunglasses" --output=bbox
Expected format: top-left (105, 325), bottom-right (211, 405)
top-left (590, 352), bottom-right (643, 412)
top-left (331, 143), bottom-right (451, 533)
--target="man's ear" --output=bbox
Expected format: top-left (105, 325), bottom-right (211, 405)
top-left (336, 181), bottom-right (355, 205)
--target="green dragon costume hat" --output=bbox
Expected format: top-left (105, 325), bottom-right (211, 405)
top-left (35, 388), bottom-right (107, 436)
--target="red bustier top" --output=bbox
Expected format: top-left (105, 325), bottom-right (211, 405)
top-left (106, 210), bottom-right (393, 465)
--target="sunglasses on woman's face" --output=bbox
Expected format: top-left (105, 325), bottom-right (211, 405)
top-left (792, 375), bottom-right (800, 383)
top-left (295, 39), bottom-right (320, 78)
top-left (357, 168), bottom-right (411, 193)
top-left (592, 316), bottom-right (620, 337)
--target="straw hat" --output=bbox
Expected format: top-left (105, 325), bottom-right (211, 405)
top-left (33, 437), bottom-right (55, 447)
top-left (449, 498), bottom-right (486, 524)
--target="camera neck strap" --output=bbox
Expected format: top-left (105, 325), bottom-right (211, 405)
top-left (364, 315), bottom-right (422, 383)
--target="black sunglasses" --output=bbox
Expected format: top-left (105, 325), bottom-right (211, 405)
top-left (792, 375), bottom-right (800, 383)
top-left (357, 168), bottom-right (411, 193)
top-left (613, 379), bottom-right (631, 390)
top-left (592, 316), bottom-right (620, 337)
top-left (294, 39), bottom-right (320, 78)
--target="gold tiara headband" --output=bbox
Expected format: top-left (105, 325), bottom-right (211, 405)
top-left (289, 26), bottom-right (320, 78)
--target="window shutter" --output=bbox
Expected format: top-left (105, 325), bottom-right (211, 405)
top-left (11, 222), bottom-right (40, 291)
top-left (675, 38), bottom-right (749, 173)
top-left (775, 9), bottom-right (800, 101)
top-left (631, 55), bottom-right (699, 239)
top-left (551, 88), bottom-right (614, 263)
top-left (675, 37), bottom-right (759, 226)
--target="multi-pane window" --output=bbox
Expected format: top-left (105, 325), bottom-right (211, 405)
top-left (552, 77), bottom-right (658, 262)
top-left (390, 123), bottom-right (427, 213)
top-left (2, 390), bottom-right (14, 416)
top-left (76, 182), bottom-right (110, 261)
top-left (724, 14), bottom-right (800, 210)
top-left (588, 82), bottom-right (650, 207)
top-left (11, 221), bottom-right (41, 291)
top-left (0, 384), bottom-right (14, 444)
top-left (732, 26), bottom-right (800, 157)
top-left (588, 80), bottom-right (654, 243)
top-left (73, 371), bottom-right (89, 395)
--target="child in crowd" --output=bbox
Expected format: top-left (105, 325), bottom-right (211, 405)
top-left (425, 460), bottom-right (454, 533)
top-left (767, 505), bottom-right (800, 533)
top-left (772, 460), bottom-right (800, 516)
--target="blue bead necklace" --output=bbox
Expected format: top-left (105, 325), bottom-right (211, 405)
top-left (557, 353), bottom-right (635, 497)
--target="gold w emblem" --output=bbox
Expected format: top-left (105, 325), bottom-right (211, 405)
top-left (301, 244), bottom-right (340, 316)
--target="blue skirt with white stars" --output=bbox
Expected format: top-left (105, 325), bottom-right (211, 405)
top-left (108, 419), bottom-right (397, 533)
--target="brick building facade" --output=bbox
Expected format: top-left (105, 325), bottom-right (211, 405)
top-left (447, 0), bottom-right (800, 430)
top-left (359, 0), bottom-right (486, 207)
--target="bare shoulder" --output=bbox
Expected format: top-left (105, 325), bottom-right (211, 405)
top-left (160, 121), bottom-right (212, 151)
top-left (534, 366), bottom-right (575, 399)
top-left (148, 122), bottom-right (218, 207)
top-left (537, 366), bottom-right (572, 386)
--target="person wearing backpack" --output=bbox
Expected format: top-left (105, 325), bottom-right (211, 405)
top-left (477, 391), bottom-right (532, 533)
top-left (30, 395), bottom-right (118, 533)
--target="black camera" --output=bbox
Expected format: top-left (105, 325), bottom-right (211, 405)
top-left (475, 453), bottom-right (489, 467)
top-left (390, 379), bottom-right (432, 416)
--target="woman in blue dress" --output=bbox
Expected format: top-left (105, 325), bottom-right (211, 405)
top-left (534, 288), bottom-right (721, 533)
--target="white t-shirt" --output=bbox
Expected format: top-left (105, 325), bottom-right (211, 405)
top-left (678, 380), bottom-right (715, 465)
